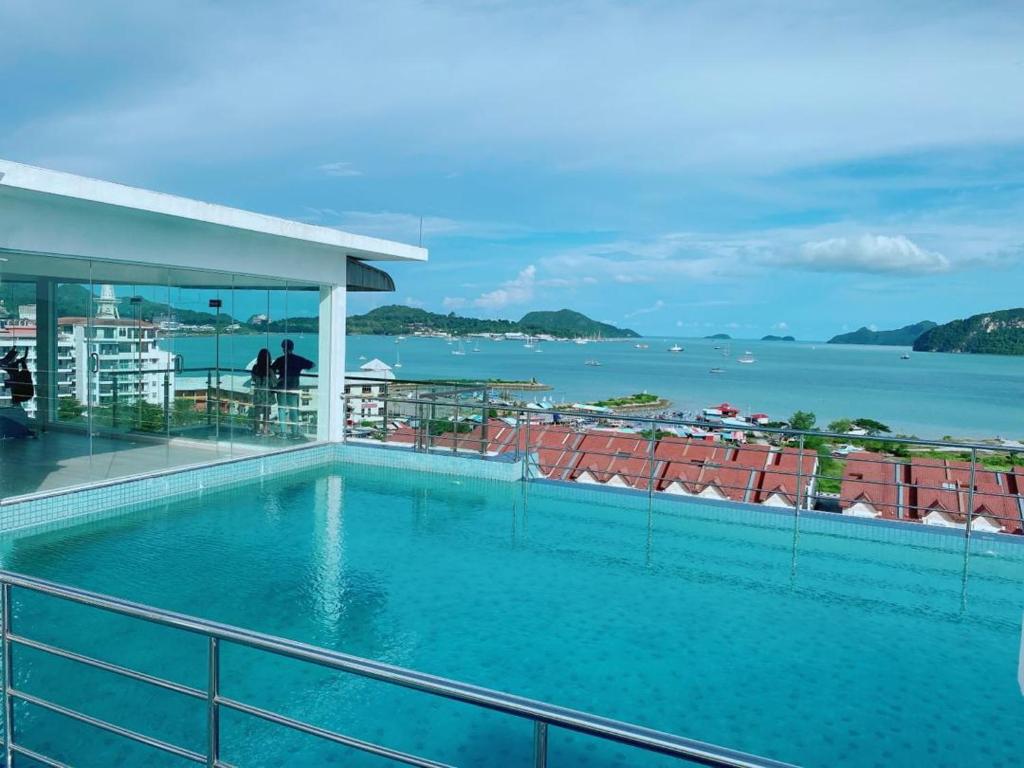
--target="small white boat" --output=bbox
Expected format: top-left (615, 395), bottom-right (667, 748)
top-left (737, 351), bottom-right (756, 364)
top-left (585, 359), bottom-right (601, 367)
top-left (575, 338), bottom-right (588, 345)
top-left (901, 353), bottom-right (911, 360)
top-left (451, 340), bottom-right (467, 356)
top-left (709, 367), bottom-right (725, 374)
top-left (668, 344), bottom-right (683, 352)
top-left (634, 343), bottom-right (649, 350)
top-left (394, 349), bottom-right (403, 369)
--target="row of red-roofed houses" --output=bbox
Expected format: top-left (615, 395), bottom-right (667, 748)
top-left (839, 452), bottom-right (1024, 534)
top-left (382, 419), bottom-right (818, 508)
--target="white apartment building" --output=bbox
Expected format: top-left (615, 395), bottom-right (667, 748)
top-left (344, 358), bottom-right (396, 424)
top-left (1, 286), bottom-right (176, 417)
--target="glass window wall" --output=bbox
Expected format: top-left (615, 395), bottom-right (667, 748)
top-left (0, 252), bottom-right (325, 500)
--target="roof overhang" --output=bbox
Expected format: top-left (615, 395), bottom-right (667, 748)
top-left (0, 159), bottom-right (426, 288)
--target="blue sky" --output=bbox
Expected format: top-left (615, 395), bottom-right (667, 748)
top-left (3, 0), bottom-right (1024, 338)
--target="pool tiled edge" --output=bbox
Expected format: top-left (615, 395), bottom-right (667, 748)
top-left (4, 441), bottom-right (1021, 558)
top-left (0, 442), bottom-right (524, 539)
top-left (0, 443), bottom-right (335, 538)
top-left (334, 442), bottom-right (524, 482)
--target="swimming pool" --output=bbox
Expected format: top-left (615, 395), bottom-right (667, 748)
top-left (2, 462), bottom-right (1022, 766)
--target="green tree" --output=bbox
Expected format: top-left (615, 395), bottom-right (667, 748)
top-left (788, 411), bottom-right (816, 431)
top-left (827, 418), bottom-right (853, 434)
top-left (852, 418), bottom-right (891, 434)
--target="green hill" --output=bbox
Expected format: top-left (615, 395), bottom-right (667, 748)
top-left (0, 283), bottom-right (231, 326)
top-left (346, 305), bottom-right (638, 338)
top-left (518, 309), bottom-right (638, 338)
top-left (704, 333), bottom-right (731, 339)
top-left (761, 335), bottom-right (795, 341)
top-left (827, 321), bottom-right (936, 346)
top-left (912, 309), bottom-right (1024, 355)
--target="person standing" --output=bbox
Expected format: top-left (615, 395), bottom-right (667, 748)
top-left (250, 348), bottom-right (276, 436)
top-left (271, 339), bottom-right (313, 438)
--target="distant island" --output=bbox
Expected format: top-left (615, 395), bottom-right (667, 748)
top-left (913, 308), bottom-right (1024, 355)
top-left (704, 333), bottom-right (731, 339)
top-left (346, 305), bottom-right (640, 339)
top-left (761, 335), bottom-right (795, 341)
top-left (827, 321), bottom-right (936, 346)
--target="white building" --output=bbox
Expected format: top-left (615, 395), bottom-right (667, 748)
top-left (56, 286), bottom-right (176, 409)
top-left (0, 157), bottom-right (425, 488)
top-left (344, 358), bottom-right (396, 424)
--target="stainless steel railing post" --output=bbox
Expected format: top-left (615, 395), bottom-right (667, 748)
top-left (514, 410), bottom-right (521, 463)
top-left (207, 637), bottom-right (220, 768)
top-left (454, 402), bottom-right (460, 454)
top-left (480, 387), bottom-right (490, 456)
top-left (966, 447), bottom-right (977, 539)
top-left (2, 582), bottom-right (13, 768)
top-left (523, 410), bottom-right (532, 481)
top-left (533, 721), bottom-right (548, 768)
top-left (795, 434), bottom-right (805, 513)
top-left (647, 423), bottom-right (657, 496)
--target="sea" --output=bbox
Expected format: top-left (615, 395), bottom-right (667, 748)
top-left (168, 334), bottom-right (1023, 440)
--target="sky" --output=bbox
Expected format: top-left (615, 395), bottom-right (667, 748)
top-left (3, 0), bottom-right (1024, 339)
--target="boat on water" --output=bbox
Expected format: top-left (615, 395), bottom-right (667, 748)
top-left (737, 351), bottom-right (756, 364)
top-left (523, 337), bottom-right (535, 349)
top-left (452, 340), bottom-right (467, 356)
top-left (585, 359), bottom-right (601, 367)
top-left (709, 367), bottom-right (725, 374)
top-left (901, 353), bottom-right (911, 360)
top-left (634, 343), bottom-right (649, 350)
top-left (668, 344), bottom-right (683, 352)
top-left (394, 348), bottom-right (403, 369)
top-left (575, 338), bottom-right (588, 345)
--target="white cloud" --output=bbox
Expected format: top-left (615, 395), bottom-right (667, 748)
top-left (772, 321), bottom-right (789, 332)
top-left (786, 234), bottom-right (951, 275)
top-left (7, 2), bottom-right (1024, 176)
top-left (442, 296), bottom-right (467, 310)
top-left (404, 296), bottom-right (424, 308)
top-left (473, 265), bottom-right (536, 311)
top-left (318, 161), bottom-right (363, 177)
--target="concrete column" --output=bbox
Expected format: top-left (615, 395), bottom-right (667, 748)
top-left (317, 283), bottom-right (346, 442)
top-left (34, 277), bottom-right (57, 430)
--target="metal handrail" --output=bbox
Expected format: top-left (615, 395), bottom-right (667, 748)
top-left (0, 570), bottom-right (797, 768)
top-left (369, 393), bottom-right (1024, 454)
top-left (355, 393), bottom-right (1024, 532)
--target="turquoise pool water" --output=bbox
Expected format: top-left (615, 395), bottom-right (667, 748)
top-left (2, 464), bottom-right (1023, 766)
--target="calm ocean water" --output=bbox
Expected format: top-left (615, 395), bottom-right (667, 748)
top-left (168, 334), bottom-right (1023, 439)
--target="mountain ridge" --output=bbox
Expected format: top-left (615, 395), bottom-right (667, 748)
top-left (827, 320), bottom-right (936, 346)
top-left (912, 308), bottom-right (1024, 355)
top-left (346, 305), bottom-right (639, 338)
